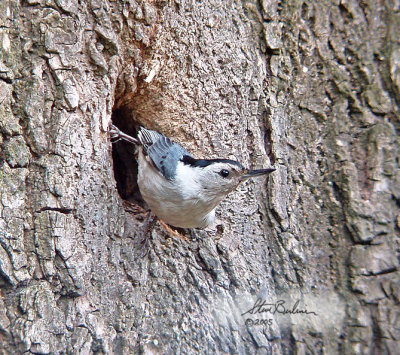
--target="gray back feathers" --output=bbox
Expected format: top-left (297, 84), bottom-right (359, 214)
top-left (138, 127), bottom-right (191, 180)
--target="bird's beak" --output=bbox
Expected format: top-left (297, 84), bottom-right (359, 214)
top-left (240, 168), bottom-right (275, 180)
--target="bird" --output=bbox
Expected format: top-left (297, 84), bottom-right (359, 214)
top-left (109, 124), bottom-right (275, 229)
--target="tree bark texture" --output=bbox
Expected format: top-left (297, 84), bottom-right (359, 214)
top-left (0, 0), bottom-right (399, 354)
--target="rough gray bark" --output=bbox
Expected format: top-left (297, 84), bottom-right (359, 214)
top-left (0, 0), bottom-right (399, 354)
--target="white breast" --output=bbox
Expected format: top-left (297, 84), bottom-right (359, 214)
top-left (137, 149), bottom-right (216, 228)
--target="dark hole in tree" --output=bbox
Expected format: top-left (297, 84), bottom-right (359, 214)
top-left (111, 106), bottom-right (145, 207)
top-left (110, 107), bottom-right (190, 237)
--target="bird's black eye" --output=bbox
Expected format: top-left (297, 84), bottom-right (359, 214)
top-left (219, 169), bottom-right (230, 178)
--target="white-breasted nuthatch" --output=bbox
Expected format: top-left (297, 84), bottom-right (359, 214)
top-left (110, 125), bottom-right (275, 229)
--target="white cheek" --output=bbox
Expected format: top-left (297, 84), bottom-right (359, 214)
top-left (175, 162), bottom-right (202, 199)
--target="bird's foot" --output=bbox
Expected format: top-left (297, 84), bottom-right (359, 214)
top-left (137, 212), bottom-right (157, 257)
top-left (109, 124), bottom-right (122, 141)
top-left (109, 124), bottom-right (139, 145)
top-left (122, 200), bottom-right (148, 217)
top-left (158, 220), bottom-right (189, 242)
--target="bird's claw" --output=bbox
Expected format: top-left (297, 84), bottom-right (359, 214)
top-left (109, 124), bottom-right (122, 141)
top-left (109, 124), bottom-right (139, 145)
top-left (158, 220), bottom-right (189, 242)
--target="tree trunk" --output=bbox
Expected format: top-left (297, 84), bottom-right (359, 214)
top-left (0, 0), bottom-right (399, 353)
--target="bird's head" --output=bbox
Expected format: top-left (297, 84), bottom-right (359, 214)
top-left (179, 156), bottom-right (275, 202)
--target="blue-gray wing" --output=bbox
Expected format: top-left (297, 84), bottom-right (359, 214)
top-left (137, 127), bottom-right (191, 180)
